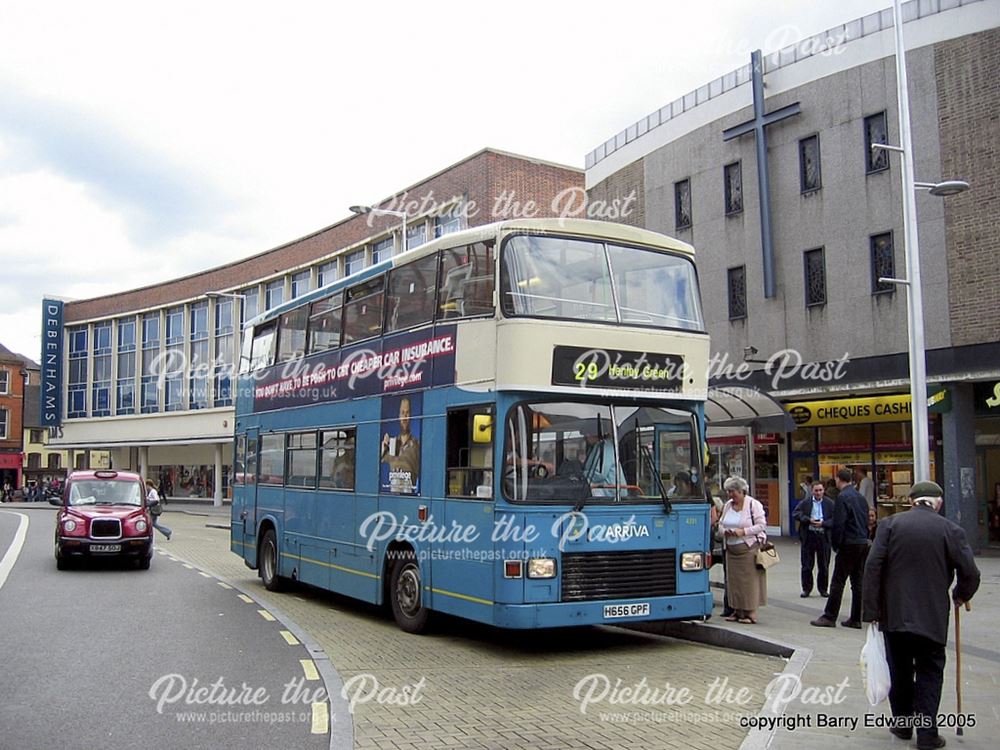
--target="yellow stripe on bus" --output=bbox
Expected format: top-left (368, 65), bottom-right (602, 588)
top-left (428, 587), bottom-right (493, 606)
top-left (281, 551), bottom-right (380, 580)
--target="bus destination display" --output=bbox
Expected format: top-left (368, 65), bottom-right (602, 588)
top-left (551, 345), bottom-right (685, 392)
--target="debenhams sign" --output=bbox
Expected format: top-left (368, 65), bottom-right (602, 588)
top-left (40, 299), bottom-right (64, 427)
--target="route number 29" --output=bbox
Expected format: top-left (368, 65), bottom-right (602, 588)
top-left (574, 362), bottom-right (599, 382)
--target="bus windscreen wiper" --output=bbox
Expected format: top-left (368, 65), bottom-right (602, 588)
top-left (636, 418), bottom-right (671, 514)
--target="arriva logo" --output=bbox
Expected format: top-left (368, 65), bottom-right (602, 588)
top-left (589, 523), bottom-right (650, 542)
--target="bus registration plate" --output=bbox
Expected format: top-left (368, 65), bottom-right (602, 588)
top-left (603, 603), bottom-right (650, 619)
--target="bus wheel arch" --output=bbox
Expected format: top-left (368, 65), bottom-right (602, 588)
top-left (386, 544), bottom-right (430, 634)
top-left (258, 524), bottom-right (286, 592)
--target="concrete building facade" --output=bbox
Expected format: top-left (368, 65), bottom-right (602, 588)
top-left (586, 0), bottom-right (999, 546)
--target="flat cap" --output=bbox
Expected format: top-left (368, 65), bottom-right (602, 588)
top-left (908, 480), bottom-right (943, 498)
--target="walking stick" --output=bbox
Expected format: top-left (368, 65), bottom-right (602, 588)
top-left (955, 601), bottom-right (971, 736)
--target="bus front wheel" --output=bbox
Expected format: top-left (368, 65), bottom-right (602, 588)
top-left (390, 554), bottom-right (430, 634)
top-left (260, 529), bottom-right (286, 592)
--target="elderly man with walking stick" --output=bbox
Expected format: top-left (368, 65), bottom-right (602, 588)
top-left (862, 481), bottom-right (980, 750)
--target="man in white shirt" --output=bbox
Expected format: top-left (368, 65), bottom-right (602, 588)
top-left (855, 467), bottom-right (875, 510)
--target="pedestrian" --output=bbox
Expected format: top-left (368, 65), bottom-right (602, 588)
top-left (145, 478), bottom-right (172, 541)
top-left (716, 476), bottom-right (767, 624)
top-left (863, 481), bottom-right (980, 750)
top-left (810, 468), bottom-right (869, 629)
top-left (855, 466), bottom-right (875, 510)
top-left (799, 474), bottom-right (814, 502)
top-left (792, 480), bottom-right (833, 598)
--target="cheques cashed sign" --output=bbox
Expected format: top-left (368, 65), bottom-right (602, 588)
top-left (252, 325), bottom-right (457, 412)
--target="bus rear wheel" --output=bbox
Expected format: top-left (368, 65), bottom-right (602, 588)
top-left (259, 529), bottom-right (286, 592)
top-left (390, 554), bottom-right (430, 634)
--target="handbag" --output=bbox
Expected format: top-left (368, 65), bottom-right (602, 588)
top-left (754, 539), bottom-right (779, 570)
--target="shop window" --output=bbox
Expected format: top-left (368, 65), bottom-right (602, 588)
top-left (446, 406), bottom-right (494, 498)
top-left (320, 428), bottom-right (356, 491)
top-left (818, 424), bottom-right (872, 451)
top-left (874, 421), bottom-right (912, 449)
top-left (285, 432), bottom-right (318, 488)
top-left (790, 427), bottom-right (816, 453)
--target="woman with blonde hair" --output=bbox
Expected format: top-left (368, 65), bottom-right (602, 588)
top-left (717, 476), bottom-right (767, 624)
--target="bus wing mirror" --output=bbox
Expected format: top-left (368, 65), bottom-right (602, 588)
top-left (473, 414), bottom-right (493, 443)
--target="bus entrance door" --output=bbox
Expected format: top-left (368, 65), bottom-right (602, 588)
top-left (240, 429), bottom-right (260, 566)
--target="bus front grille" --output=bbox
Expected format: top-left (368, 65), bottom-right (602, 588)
top-left (561, 549), bottom-right (676, 602)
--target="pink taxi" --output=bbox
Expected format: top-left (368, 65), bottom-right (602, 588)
top-left (50, 470), bottom-right (154, 570)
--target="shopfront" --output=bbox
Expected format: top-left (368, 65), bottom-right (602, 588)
top-left (785, 392), bottom-right (945, 535)
top-left (974, 381), bottom-right (1000, 548)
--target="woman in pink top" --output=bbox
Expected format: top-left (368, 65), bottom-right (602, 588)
top-left (717, 476), bottom-right (768, 624)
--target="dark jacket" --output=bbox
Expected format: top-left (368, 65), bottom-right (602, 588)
top-left (862, 504), bottom-right (980, 645)
top-left (830, 485), bottom-right (869, 550)
top-left (791, 495), bottom-right (835, 542)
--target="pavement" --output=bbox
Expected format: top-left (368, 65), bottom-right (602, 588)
top-left (8, 500), bottom-right (998, 750)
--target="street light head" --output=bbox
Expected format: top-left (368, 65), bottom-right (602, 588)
top-left (349, 205), bottom-right (372, 215)
top-left (927, 180), bottom-right (970, 197)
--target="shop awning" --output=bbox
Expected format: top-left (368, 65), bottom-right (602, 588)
top-left (706, 385), bottom-right (795, 433)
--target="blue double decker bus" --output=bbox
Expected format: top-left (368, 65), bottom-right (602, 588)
top-left (231, 218), bottom-right (713, 632)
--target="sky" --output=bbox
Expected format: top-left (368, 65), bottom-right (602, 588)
top-left (0, 0), bottom-right (897, 363)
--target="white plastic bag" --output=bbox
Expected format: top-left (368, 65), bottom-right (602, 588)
top-left (860, 623), bottom-right (891, 706)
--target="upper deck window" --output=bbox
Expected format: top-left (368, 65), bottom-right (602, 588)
top-left (500, 235), bottom-right (703, 332)
top-left (342, 277), bottom-right (385, 345)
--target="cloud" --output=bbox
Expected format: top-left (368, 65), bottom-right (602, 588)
top-left (0, 82), bottom-right (234, 243)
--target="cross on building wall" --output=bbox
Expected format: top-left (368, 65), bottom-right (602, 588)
top-left (722, 49), bottom-right (801, 299)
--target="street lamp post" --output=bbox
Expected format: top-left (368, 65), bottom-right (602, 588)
top-left (349, 205), bottom-right (409, 253)
top-left (875, 0), bottom-right (970, 483)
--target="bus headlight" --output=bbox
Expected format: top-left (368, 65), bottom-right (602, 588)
top-left (680, 552), bottom-right (705, 571)
top-left (527, 558), bottom-right (556, 579)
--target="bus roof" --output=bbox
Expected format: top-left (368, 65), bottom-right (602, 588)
top-left (249, 218), bottom-right (695, 328)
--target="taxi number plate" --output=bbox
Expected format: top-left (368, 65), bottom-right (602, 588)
top-left (90, 544), bottom-right (122, 553)
top-left (603, 603), bottom-right (650, 619)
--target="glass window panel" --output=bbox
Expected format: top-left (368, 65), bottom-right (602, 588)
top-left (277, 307), bottom-right (308, 362)
top-left (386, 253), bottom-right (438, 332)
top-left (865, 111), bottom-right (889, 172)
top-left (259, 434), bottom-right (284, 485)
top-left (438, 243), bottom-right (495, 319)
top-left (317, 261), bottom-right (338, 288)
top-left (406, 223), bottom-right (426, 251)
top-left (724, 162), bottom-right (743, 215)
top-left (265, 280), bottom-right (284, 310)
top-left (799, 135), bottom-right (822, 192)
top-left (373, 237), bottom-right (394, 264)
top-left (345, 250), bottom-right (366, 277)
top-left (804, 248), bottom-right (826, 306)
top-left (728, 266), bottom-right (747, 320)
top-left (674, 179), bottom-right (692, 230)
top-left (320, 428), bottom-right (356, 490)
top-left (250, 324), bottom-right (276, 371)
top-left (307, 293), bottom-right (342, 354)
top-left (608, 244), bottom-right (703, 330)
top-left (342, 279), bottom-right (384, 344)
top-left (285, 432), bottom-right (318, 487)
top-left (291, 271), bottom-right (311, 299)
top-left (871, 232), bottom-right (895, 294)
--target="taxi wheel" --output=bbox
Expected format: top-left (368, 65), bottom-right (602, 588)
top-left (136, 556), bottom-right (151, 570)
top-left (390, 554), bottom-right (431, 634)
top-left (55, 542), bottom-right (70, 571)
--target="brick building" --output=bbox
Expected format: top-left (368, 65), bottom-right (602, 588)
top-left (586, 0), bottom-right (1000, 546)
top-left (0, 343), bottom-right (34, 493)
top-left (45, 149), bottom-right (582, 503)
